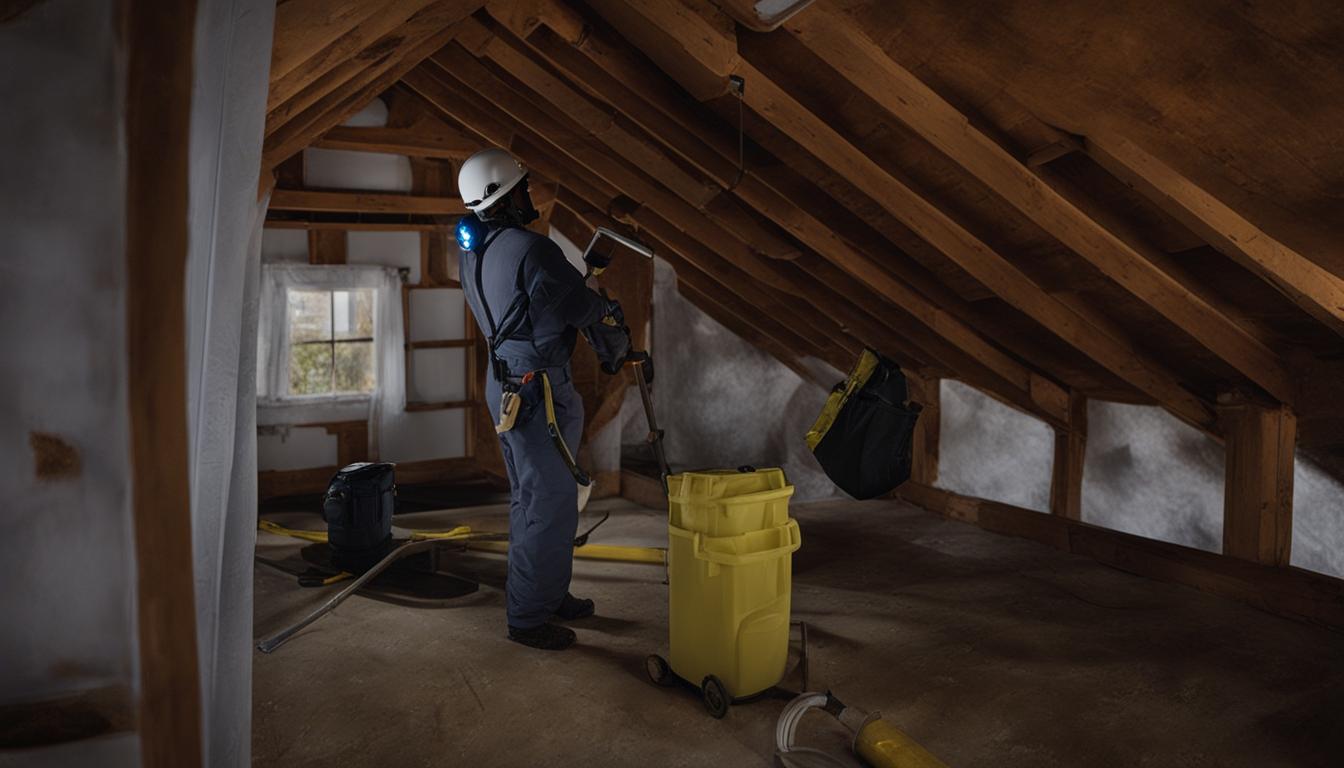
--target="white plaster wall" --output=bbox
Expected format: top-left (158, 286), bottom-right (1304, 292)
top-left (348, 230), bottom-right (421, 283)
top-left (257, 428), bottom-right (339, 472)
top-left (409, 288), bottom-right (467, 340)
top-left (936, 379), bottom-right (1056, 513)
top-left (303, 148), bottom-right (413, 192)
top-left (0, 0), bottom-right (139, 736)
top-left (260, 228), bottom-right (308, 263)
top-left (383, 410), bottom-right (468, 463)
top-left (1082, 401), bottom-right (1225, 552)
top-left (410, 348), bottom-right (467, 402)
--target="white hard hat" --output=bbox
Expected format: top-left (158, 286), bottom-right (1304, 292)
top-left (458, 147), bottom-right (527, 213)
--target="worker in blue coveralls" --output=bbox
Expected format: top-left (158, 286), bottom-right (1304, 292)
top-left (455, 148), bottom-right (629, 651)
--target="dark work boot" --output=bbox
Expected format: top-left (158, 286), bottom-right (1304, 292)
top-left (508, 622), bottom-right (576, 651)
top-left (554, 593), bottom-right (595, 621)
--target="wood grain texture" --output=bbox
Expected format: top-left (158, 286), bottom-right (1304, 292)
top-left (123, 0), bottom-right (203, 763)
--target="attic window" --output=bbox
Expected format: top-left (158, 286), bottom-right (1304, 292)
top-left (287, 288), bottom-right (376, 396)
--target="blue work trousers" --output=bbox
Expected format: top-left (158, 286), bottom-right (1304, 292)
top-left (486, 367), bottom-right (584, 629)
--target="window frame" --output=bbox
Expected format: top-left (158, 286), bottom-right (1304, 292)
top-left (286, 287), bottom-right (377, 399)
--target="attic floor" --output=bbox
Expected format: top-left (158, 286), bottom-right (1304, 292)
top-left (252, 496), bottom-right (1344, 767)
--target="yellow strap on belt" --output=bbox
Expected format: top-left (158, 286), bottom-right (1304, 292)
top-left (805, 348), bottom-right (879, 450)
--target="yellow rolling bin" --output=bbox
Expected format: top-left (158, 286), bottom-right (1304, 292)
top-left (646, 468), bottom-right (801, 718)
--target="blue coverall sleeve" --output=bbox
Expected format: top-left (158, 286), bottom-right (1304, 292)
top-left (523, 237), bottom-right (606, 329)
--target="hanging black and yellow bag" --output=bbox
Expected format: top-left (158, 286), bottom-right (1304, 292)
top-left (806, 349), bottom-right (922, 499)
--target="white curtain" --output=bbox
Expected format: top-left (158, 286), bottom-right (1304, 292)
top-left (258, 263), bottom-right (407, 458)
top-left (184, 1), bottom-right (272, 765)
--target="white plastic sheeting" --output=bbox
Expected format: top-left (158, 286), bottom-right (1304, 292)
top-left (184, 1), bottom-right (273, 765)
top-left (1292, 456), bottom-right (1344, 578)
top-left (936, 379), bottom-right (1056, 513)
top-left (635, 258), bottom-right (841, 501)
top-left (1082, 401), bottom-right (1225, 552)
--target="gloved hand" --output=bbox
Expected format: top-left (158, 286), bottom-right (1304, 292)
top-left (582, 299), bottom-right (632, 374)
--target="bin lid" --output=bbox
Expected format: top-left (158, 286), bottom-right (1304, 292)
top-left (668, 467), bottom-right (789, 503)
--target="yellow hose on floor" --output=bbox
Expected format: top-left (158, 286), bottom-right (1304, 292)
top-left (465, 540), bottom-right (666, 565)
top-left (256, 520), bottom-right (665, 565)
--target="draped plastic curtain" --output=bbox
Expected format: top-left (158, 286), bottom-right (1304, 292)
top-left (257, 264), bottom-right (407, 458)
top-left (184, 1), bottom-right (273, 765)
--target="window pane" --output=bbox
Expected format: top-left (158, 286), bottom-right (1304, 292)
top-left (334, 340), bottom-right (375, 393)
top-left (290, 342), bottom-right (332, 395)
top-left (335, 288), bottom-right (375, 340)
top-left (288, 290), bottom-right (332, 343)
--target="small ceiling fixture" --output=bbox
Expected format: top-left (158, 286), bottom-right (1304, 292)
top-left (725, 0), bottom-right (818, 32)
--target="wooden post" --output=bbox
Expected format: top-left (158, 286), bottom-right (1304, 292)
top-left (124, 0), bottom-right (204, 764)
top-left (1220, 394), bottom-right (1297, 566)
top-left (909, 374), bottom-right (941, 486)
top-left (307, 228), bottom-right (347, 264)
top-left (1050, 391), bottom-right (1088, 520)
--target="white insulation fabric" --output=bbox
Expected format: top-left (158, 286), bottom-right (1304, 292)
top-left (184, 1), bottom-right (274, 765)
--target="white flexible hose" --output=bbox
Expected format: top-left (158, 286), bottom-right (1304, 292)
top-left (775, 692), bottom-right (852, 768)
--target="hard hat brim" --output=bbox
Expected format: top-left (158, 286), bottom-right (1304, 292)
top-left (465, 171), bottom-right (527, 213)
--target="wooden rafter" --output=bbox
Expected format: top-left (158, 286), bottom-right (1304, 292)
top-left (406, 53), bottom-right (964, 383)
top-left (489, 0), bottom-right (1079, 425)
top-left (405, 51), bottom-right (1081, 424)
top-left (269, 0), bottom-right (443, 116)
top-left (269, 188), bottom-right (463, 215)
top-left (783, 7), bottom-right (1295, 405)
top-left (1086, 134), bottom-right (1344, 340)
top-left (262, 2), bottom-right (482, 170)
top-left (578, 0), bottom-right (1216, 431)
top-left (314, 124), bottom-right (478, 159)
top-left (399, 64), bottom-right (857, 381)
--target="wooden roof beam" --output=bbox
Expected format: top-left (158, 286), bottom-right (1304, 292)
top-left (457, 16), bottom-right (802, 261)
top-left (784, 7), bottom-right (1296, 405)
top-left (506, 1), bottom-right (1082, 424)
top-left (262, 7), bottom-right (474, 170)
top-left (431, 33), bottom-right (968, 376)
top-left (268, 189), bottom-right (463, 215)
top-left (399, 60), bottom-right (910, 379)
top-left (732, 57), bottom-right (1217, 430)
top-left (410, 52), bottom-right (1083, 425)
top-left (1085, 134), bottom-right (1344, 340)
top-left (269, 0), bottom-right (391, 93)
top-left (582, 0), bottom-right (1217, 430)
top-left (269, 0), bottom-right (445, 116)
top-left (314, 123), bottom-right (478, 159)
top-left (582, 0), bottom-right (741, 101)
top-left (413, 49), bottom-right (804, 297)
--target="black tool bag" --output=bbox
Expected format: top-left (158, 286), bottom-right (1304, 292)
top-left (322, 462), bottom-right (396, 571)
top-left (806, 349), bottom-right (922, 500)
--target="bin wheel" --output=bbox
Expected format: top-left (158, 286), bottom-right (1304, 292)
top-left (701, 675), bottom-right (729, 719)
top-left (646, 655), bottom-right (673, 687)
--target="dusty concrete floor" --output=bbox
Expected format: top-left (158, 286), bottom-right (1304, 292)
top-left (253, 497), bottom-right (1344, 767)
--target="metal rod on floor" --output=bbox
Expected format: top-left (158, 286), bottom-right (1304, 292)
top-left (256, 539), bottom-right (436, 654)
